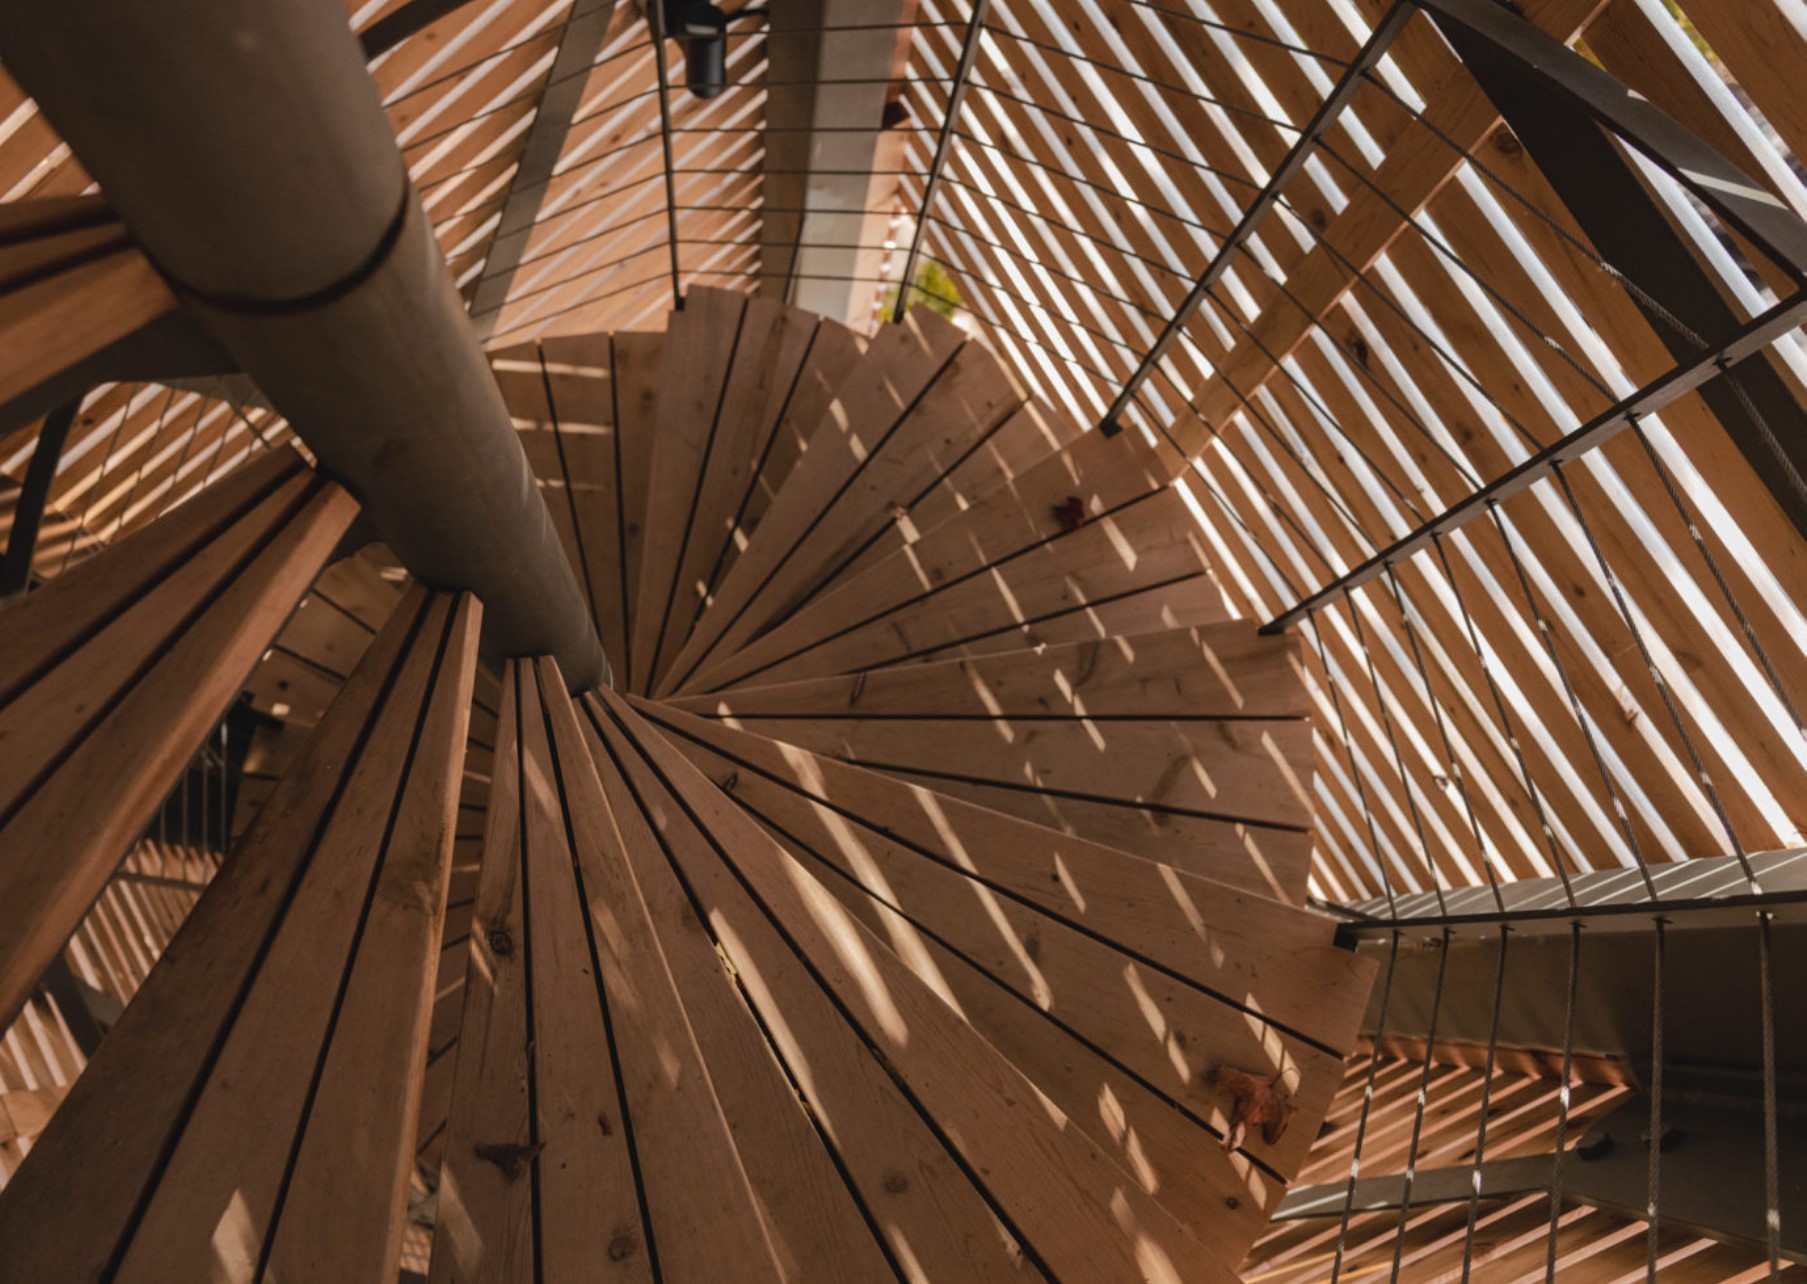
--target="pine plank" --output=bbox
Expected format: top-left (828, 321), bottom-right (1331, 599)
top-left (664, 723), bottom-right (1341, 1173)
top-left (0, 445), bottom-right (302, 703)
top-left (663, 307), bottom-right (968, 695)
top-left (511, 662), bottom-right (653, 1281)
top-left (669, 625), bottom-right (1309, 721)
top-left (704, 487), bottom-right (1227, 693)
top-left (0, 589), bottom-right (433, 1283)
top-left (567, 690), bottom-right (898, 1283)
top-left (692, 711), bottom-right (1314, 830)
top-left (0, 470), bottom-right (317, 807)
top-left (741, 332), bottom-right (1030, 625)
top-left (631, 286), bottom-right (748, 693)
top-left (536, 657), bottom-right (787, 1282)
top-left (682, 426), bottom-right (1180, 694)
top-left (107, 592), bottom-right (454, 1281)
top-left (584, 695), bottom-right (1049, 1284)
top-left (262, 593), bottom-right (480, 1282)
top-left (653, 297), bottom-right (819, 683)
top-left (639, 701), bottom-right (1365, 1039)
top-left (602, 690), bottom-right (1241, 1284)
top-left (828, 394), bottom-right (1085, 590)
top-left (0, 472), bottom-right (356, 1026)
top-left (426, 795), bottom-right (533, 1281)
top-left (0, 246), bottom-right (177, 408)
top-left (540, 331), bottom-right (629, 682)
top-left (610, 330), bottom-right (665, 682)
top-left (753, 819), bottom-right (1290, 1257)
top-left (711, 316), bottom-right (867, 597)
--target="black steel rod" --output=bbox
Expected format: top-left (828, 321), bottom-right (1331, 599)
top-left (892, 0), bottom-right (989, 323)
top-left (1264, 292), bottom-right (1807, 632)
top-left (0, 398), bottom-right (80, 600)
top-left (1096, 1), bottom-right (1411, 436)
top-left (648, 0), bottom-right (685, 307)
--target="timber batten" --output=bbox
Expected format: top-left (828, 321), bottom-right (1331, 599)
top-left (2, 0), bottom-right (1806, 1276)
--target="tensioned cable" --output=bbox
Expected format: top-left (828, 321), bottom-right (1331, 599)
top-left (1382, 565), bottom-right (1507, 910)
top-left (1543, 922), bottom-right (1583, 1282)
top-left (60, 386), bottom-right (155, 578)
top-left (1758, 909), bottom-right (1781, 1278)
top-left (1460, 925), bottom-right (1511, 1281)
top-left (1329, 932), bottom-right (1400, 1283)
top-left (1307, 609), bottom-right (1407, 909)
top-left (1645, 915), bottom-right (1664, 1284)
top-left (1116, 0), bottom-right (1355, 65)
top-left (1430, 529), bottom-right (1578, 895)
top-left (1392, 929), bottom-right (1452, 1275)
top-left (1349, 601), bottom-right (1450, 914)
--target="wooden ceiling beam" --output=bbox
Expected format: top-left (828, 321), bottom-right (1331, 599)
top-left (469, 0), bottom-right (622, 339)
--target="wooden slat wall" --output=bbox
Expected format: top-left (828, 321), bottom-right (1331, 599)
top-left (1242, 1052), bottom-right (1806, 1280)
top-left (887, 0), bottom-right (1807, 902)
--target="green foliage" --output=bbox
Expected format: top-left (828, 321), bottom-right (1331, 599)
top-left (1661, 1), bottom-right (1716, 63)
top-left (884, 257), bottom-right (963, 321)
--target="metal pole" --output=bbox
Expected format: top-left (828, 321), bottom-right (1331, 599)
top-left (892, 0), bottom-right (989, 324)
top-left (0, 398), bottom-right (80, 600)
top-left (0, 0), bottom-right (610, 690)
top-left (1097, 2), bottom-right (1412, 437)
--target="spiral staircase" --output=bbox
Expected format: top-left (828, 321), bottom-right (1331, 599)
top-left (0, 288), bottom-right (1374, 1282)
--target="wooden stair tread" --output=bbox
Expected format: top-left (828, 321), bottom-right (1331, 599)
top-left (0, 586), bottom-right (479, 1282)
top-left (0, 297), bottom-right (1376, 1283)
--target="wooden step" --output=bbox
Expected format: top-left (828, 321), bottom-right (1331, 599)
top-left (665, 626), bottom-right (1317, 900)
top-left (432, 654), bottom-right (787, 1283)
top-left (0, 445), bottom-right (357, 1025)
top-left (0, 586), bottom-right (480, 1282)
top-left (0, 195), bottom-right (178, 409)
top-left (632, 708), bottom-right (1367, 1262)
top-left (658, 306), bottom-right (974, 694)
top-left (707, 313), bottom-right (866, 601)
top-left (637, 698), bottom-right (1368, 1042)
top-left (587, 689), bottom-right (1242, 1284)
top-left (495, 328), bottom-right (664, 687)
top-left (824, 391), bottom-right (1085, 591)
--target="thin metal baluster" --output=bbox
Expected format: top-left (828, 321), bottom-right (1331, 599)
top-left (1759, 910), bottom-right (1781, 1278)
top-left (1384, 566), bottom-right (1505, 912)
top-left (1461, 926), bottom-right (1511, 1284)
top-left (647, 1), bottom-right (682, 307)
top-left (218, 722), bottom-right (230, 855)
top-left (1423, 527), bottom-right (1568, 899)
top-left (1550, 461), bottom-right (1748, 886)
top-left (1331, 932), bottom-right (1401, 1284)
top-left (1349, 595), bottom-right (1447, 913)
top-left (1307, 607), bottom-right (1400, 913)
top-left (1393, 929), bottom-right (1452, 1277)
top-left (1631, 423), bottom-right (1806, 742)
top-left (1431, 531), bottom-right (1575, 903)
top-left (62, 387), bottom-right (157, 576)
top-left (1646, 916), bottom-right (1665, 1282)
top-left (1488, 505), bottom-right (1615, 906)
top-left (892, 0), bottom-right (988, 323)
top-left (1545, 922), bottom-right (1583, 1282)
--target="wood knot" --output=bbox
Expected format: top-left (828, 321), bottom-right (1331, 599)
top-left (1052, 495), bottom-right (1087, 532)
top-left (1210, 1065), bottom-right (1297, 1151)
top-left (607, 1234), bottom-right (639, 1261)
top-left (485, 924), bottom-right (513, 957)
top-left (474, 1139), bottom-right (544, 1180)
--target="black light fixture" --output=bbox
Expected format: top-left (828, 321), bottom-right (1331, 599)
top-left (662, 0), bottom-right (728, 99)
